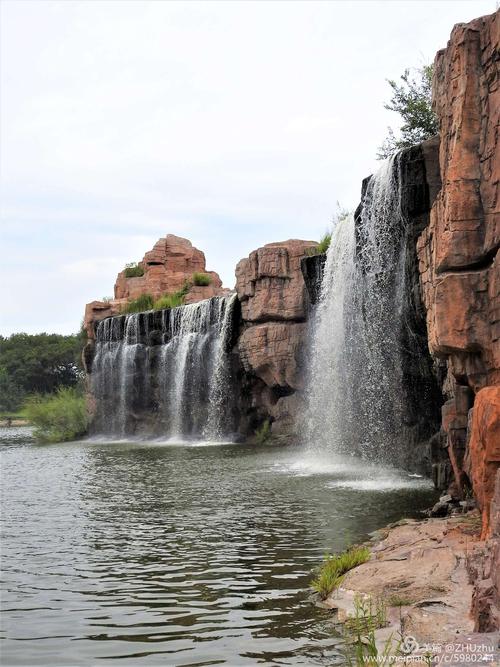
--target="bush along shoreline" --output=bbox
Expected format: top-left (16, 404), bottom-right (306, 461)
top-left (24, 387), bottom-right (88, 443)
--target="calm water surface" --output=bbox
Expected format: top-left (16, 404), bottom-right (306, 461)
top-left (1, 427), bottom-right (436, 666)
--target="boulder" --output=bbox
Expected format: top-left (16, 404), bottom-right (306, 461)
top-left (238, 322), bottom-right (306, 392)
top-left (465, 386), bottom-right (500, 538)
top-left (236, 240), bottom-right (317, 322)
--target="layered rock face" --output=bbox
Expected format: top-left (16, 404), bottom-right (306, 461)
top-left (84, 235), bottom-right (226, 339)
top-left (416, 12), bottom-right (499, 532)
top-left (235, 240), bottom-right (317, 438)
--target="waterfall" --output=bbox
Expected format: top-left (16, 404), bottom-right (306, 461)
top-left (305, 154), bottom-right (417, 464)
top-left (90, 294), bottom-right (238, 440)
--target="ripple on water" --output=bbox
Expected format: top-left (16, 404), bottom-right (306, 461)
top-left (0, 429), bottom-right (437, 665)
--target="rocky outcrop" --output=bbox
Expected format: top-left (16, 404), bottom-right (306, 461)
top-left (114, 235), bottom-right (223, 302)
top-left (416, 11), bottom-right (499, 526)
top-left (235, 240), bottom-right (317, 437)
top-left (323, 514), bottom-right (500, 658)
top-left (465, 387), bottom-right (500, 538)
top-left (468, 469), bottom-right (500, 632)
top-left (235, 240), bottom-right (316, 322)
top-left (84, 235), bottom-right (226, 339)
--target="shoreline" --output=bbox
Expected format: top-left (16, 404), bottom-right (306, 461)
top-left (319, 512), bottom-right (500, 662)
top-left (0, 419), bottom-right (30, 427)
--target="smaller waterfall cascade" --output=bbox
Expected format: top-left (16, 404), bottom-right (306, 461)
top-left (91, 294), bottom-right (238, 440)
top-left (306, 154), bottom-right (422, 464)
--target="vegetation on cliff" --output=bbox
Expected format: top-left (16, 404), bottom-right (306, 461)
top-left (122, 282), bottom-right (192, 314)
top-left (308, 205), bottom-right (350, 256)
top-left (192, 272), bottom-right (212, 287)
top-left (124, 262), bottom-right (145, 278)
top-left (25, 386), bottom-right (88, 443)
top-left (0, 332), bottom-right (86, 413)
top-left (377, 64), bottom-right (438, 159)
top-left (121, 293), bottom-right (155, 313)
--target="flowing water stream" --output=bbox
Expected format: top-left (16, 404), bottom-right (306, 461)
top-left (1, 428), bottom-right (435, 666)
top-left (91, 295), bottom-right (237, 440)
top-left (305, 155), bottom-right (423, 465)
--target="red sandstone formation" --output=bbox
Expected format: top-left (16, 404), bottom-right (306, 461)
top-left (468, 469), bottom-right (500, 632)
top-left (235, 239), bottom-right (317, 437)
top-left (114, 235), bottom-right (222, 301)
top-left (417, 11), bottom-right (499, 529)
top-left (466, 387), bottom-right (500, 539)
top-left (235, 240), bottom-right (315, 322)
top-left (84, 235), bottom-right (226, 338)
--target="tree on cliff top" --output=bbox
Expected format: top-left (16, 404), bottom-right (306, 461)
top-left (377, 64), bottom-right (438, 159)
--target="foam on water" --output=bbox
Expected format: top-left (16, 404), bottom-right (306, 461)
top-left (270, 453), bottom-right (432, 490)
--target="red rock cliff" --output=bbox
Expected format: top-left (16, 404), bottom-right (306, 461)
top-left (417, 11), bottom-right (499, 536)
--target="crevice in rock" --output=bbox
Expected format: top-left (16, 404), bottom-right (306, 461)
top-left (437, 245), bottom-right (498, 275)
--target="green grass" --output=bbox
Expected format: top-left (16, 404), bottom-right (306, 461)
top-left (121, 294), bottom-right (154, 314)
top-left (316, 231), bottom-right (332, 253)
top-left (192, 272), bottom-right (212, 287)
top-left (124, 262), bottom-right (145, 278)
top-left (122, 282), bottom-right (192, 314)
top-left (343, 595), bottom-right (402, 667)
top-left (154, 292), bottom-right (185, 310)
top-left (24, 387), bottom-right (88, 443)
top-left (153, 282), bottom-right (191, 311)
top-left (306, 231), bottom-right (333, 256)
top-left (311, 546), bottom-right (371, 599)
top-left (0, 409), bottom-right (28, 420)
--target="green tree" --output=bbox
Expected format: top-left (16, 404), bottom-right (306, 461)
top-left (377, 64), bottom-right (438, 160)
top-left (0, 332), bottom-right (86, 411)
top-left (0, 367), bottom-right (23, 413)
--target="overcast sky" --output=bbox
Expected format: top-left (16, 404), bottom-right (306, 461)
top-left (0, 0), bottom-right (494, 336)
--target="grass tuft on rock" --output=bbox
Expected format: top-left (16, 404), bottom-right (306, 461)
top-left (343, 595), bottom-right (400, 666)
top-left (121, 294), bottom-right (154, 314)
top-left (316, 232), bottom-right (332, 254)
top-left (154, 292), bottom-right (185, 310)
top-left (153, 282), bottom-right (191, 311)
top-left (24, 387), bottom-right (88, 443)
top-left (311, 546), bottom-right (371, 599)
top-left (307, 231), bottom-right (332, 256)
top-left (124, 262), bottom-right (145, 278)
top-left (192, 272), bottom-right (212, 287)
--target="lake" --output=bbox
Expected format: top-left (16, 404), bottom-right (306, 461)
top-left (1, 427), bottom-right (436, 666)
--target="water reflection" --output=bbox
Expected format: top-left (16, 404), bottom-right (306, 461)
top-left (1, 429), bottom-right (436, 665)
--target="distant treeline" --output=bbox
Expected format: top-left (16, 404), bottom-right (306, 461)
top-left (0, 331), bottom-right (87, 413)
